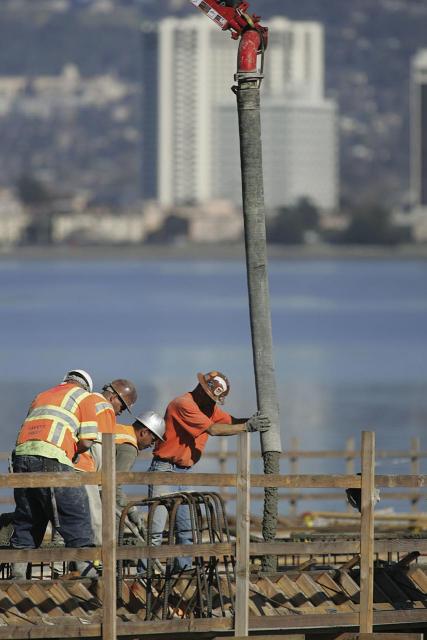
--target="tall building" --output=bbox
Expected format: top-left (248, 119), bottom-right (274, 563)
top-left (142, 15), bottom-right (338, 210)
top-left (411, 49), bottom-right (427, 208)
top-left (215, 99), bottom-right (338, 210)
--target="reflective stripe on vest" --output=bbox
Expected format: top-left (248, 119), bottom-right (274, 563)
top-left (114, 424), bottom-right (137, 449)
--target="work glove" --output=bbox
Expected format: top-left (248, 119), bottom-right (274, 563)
top-left (246, 412), bottom-right (271, 433)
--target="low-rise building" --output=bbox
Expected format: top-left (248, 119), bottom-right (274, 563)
top-left (0, 189), bottom-right (28, 246)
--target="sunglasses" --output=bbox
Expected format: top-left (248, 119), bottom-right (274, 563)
top-left (113, 391), bottom-right (128, 412)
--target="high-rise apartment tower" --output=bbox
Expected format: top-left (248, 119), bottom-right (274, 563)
top-left (142, 15), bottom-right (338, 210)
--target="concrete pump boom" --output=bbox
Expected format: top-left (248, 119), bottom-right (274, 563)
top-left (188, 0), bottom-right (283, 574)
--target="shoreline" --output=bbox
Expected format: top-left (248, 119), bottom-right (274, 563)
top-left (1, 243), bottom-right (427, 261)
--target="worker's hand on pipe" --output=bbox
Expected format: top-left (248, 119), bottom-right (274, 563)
top-left (246, 412), bottom-right (271, 433)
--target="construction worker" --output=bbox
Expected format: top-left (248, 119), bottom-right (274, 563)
top-left (10, 369), bottom-right (99, 578)
top-left (147, 371), bottom-right (271, 571)
top-left (73, 379), bottom-right (138, 546)
top-left (115, 411), bottom-right (165, 535)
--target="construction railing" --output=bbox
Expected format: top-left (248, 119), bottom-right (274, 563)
top-left (0, 437), bottom-right (425, 515)
top-left (0, 432), bottom-right (427, 639)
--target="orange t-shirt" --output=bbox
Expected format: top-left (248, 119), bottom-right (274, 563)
top-left (153, 392), bottom-right (232, 468)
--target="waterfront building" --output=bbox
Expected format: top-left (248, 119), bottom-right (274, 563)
top-left (144, 15), bottom-right (338, 210)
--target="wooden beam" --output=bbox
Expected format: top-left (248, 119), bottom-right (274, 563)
top-left (0, 624), bottom-right (101, 638)
top-left (221, 637), bottom-right (305, 640)
top-left (235, 431), bottom-right (250, 637)
top-left (2, 468), bottom-right (426, 490)
top-left (359, 431), bottom-right (375, 634)
top-left (337, 635), bottom-right (423, 640)
top-left (0, 471), bottom-right (101, 488)
top-left (3, 534), bottom-right (427, 566)
top-left (116, 471), bottom-right (363, 488)
top-left (101, 433), bottom-right (116, 640)
top-left (4, 534), bottom-right (427, 565)
top-left (0, 547), bottom-right (102, 563)
top-left (116, 542), bottom-right (235, 560)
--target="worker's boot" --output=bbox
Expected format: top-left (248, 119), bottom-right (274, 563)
top-left (74, 560), bottom-right (100, 578)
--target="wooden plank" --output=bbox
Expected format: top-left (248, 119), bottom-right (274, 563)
top-left (0, 623), bottom-right (101, 638)
top-left (249, 611), bottom-right (359, 629)
top-left (115, 537), bottom-right (427, 561)
top-left (0, 548), bottom-right (102, 563)
top-left (293, 574), bottom-right (332, 611)
top-left (19, 582), bottom-right (65, 617)
top-left (375, 475), bottom-right (427, 488)
top-left (0, 587), bottom-right (36, 626)
top-left (314, 573), bottom-right (357, 612)
top-left (248, 608), bottom-right (427, 629)
top-left (338, 634), bottom-right (423, 640)
top-left (4, 584), bottom-right (44, 622)
top-left (2, 468), bottom-right (426, 490)
top-left (0, 472), bottom-right (101, 488)
top-left (3, 536), bottom-right (427, 566)
top-left (225, 490), bottom-right (424, 501)
top-left (235, 431), bottom-right (250, 637)
top-left (359, 431), bottom-right (375, 634)
top-left (101, 433), bottom-right (116, 640)
top-left (116, 541), bottom-right (235, 561)
top-left (116, 471), bottom-right (363, 488)
top-left (220, 636), bottom-right (305, 640)
top-left (45, 582), bottom-right (90, 618)
top-left (274, 574), bottom-right (315, 610)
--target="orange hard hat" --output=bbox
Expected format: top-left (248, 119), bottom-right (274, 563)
top-left (197, 371), bottom-right (230, 405)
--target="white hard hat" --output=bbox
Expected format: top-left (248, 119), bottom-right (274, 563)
top-left (63, 369), bottom-right (93, 393)
top-left (133, 410), bottom-right (165, 442)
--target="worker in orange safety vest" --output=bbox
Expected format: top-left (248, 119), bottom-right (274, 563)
top-left (10, 369), bottom-right (100, 578)
top-left (73, 379), bottom-right (138, 545)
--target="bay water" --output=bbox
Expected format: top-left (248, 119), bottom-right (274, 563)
top-left (1, 258), bottom-right (427, 510)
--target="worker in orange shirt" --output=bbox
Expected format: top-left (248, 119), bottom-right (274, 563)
top-left (74, 379), bottom-right (138, 545)
top-left (147, 371), bottom-right (270, 571)
top-left (10, 369), bottom-right (99, 578)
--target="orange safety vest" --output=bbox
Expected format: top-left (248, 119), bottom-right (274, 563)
top-left (74, 450), bottom-right (96, 472)
top-left (74, 394), bottom-right (116, 472)
top-left (114, 423), bottom-right (138, 449)
top-left (94, 393), bottom-right (116, 434)
top-left (16, 383), bottom-right (98, 463)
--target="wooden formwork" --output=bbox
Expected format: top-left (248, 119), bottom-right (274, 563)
top-left (0, 432), bottom-right (426, 639)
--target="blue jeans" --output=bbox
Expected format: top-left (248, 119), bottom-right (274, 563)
top-left (147, 458), bottom-right (193, 570)
top-left (10, 455), bottom-right (95, 577)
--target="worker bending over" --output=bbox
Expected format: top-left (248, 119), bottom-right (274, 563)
top-left (10, 369), bottom-right (99, 578)
top-left (74, 379), bottom-right (138, 545)
top-left (147, 370), bottom-right (270, 572)
top-left (115, 411), bottom-right (165, 534)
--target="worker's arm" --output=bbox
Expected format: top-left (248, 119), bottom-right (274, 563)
top-left (207, 422), bottom-right (246, 436)
top-left (76, 439), bottom-right (95, 453)
top-left (116, 443), bottom-right (138, 510)
top-left (207, 413), bottom-right (271, 436)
